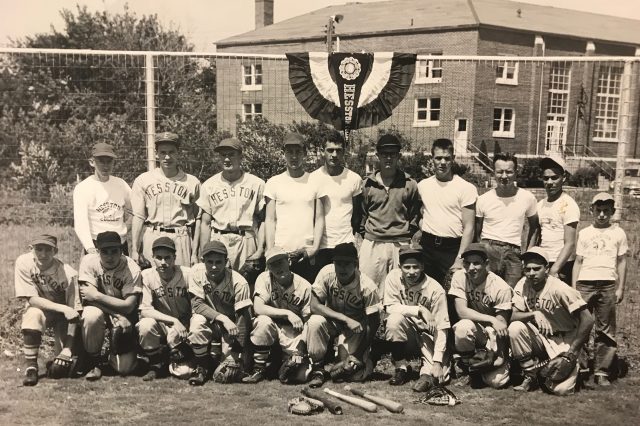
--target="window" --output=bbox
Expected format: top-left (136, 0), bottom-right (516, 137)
top-left (415, 54), bottom-right (442, 83)
top-left (413, 97), bottom-right (440, 127)
top-left (496, 61), bottom-right (518, 85)
top-left (243, 103), bottom-right (262, 121)
top-left (493, 108), bottom-right (515, 138)
top-left (593, 65), bottom-right (623, 141)
top-left (241, 64), bottom-right (262, 91)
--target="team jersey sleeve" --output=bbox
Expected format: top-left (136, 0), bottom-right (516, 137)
top-left (14, 254), bottom-right (38, 298)
top-left (431, 288), bottom-right (451, 330)
top-left (78, 255), bottom-right (98, 287)
top-left (556, 282), bottom-right (587, 314)
top-left (196, 181), bottom-right (214, 216)
top-left (492, 282), bottom-right (513, 312)
top-left (563, 197), bottom-right (580, 225)
top-left (383, 270), bottom-right (404, 307)
top-left (311, 266), bottom-right (330, 303)
top-left (255, 178), bottom-right (267, 213)
top-left (139, 271), bottom-right (155, 312)
top-left (233, 273), bottom-right (253, 312)
top-left (447, 269), bottom-right (467, 300)
top-left (188, 265), bottom-right (205, 299)
top-left (130, 177), bottom-right (147, 220)
top-left (253, 272), bottom-right (272, 304)
top-left (121, 259), bottom-right (143, 298)
top-left (300, 284), bottom-right (312, 321)
top-left (122, 179), bottom-right (133, 216)
top-left (64, 266), bottom-right (81, 311)
top-left (512, 279), bottom-right (527, 312)
top-left (362, 277), bottom-right (382, 315)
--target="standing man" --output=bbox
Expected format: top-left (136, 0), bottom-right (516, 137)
top-left (537, 156), bottom-right (580, 284)
top-left (73, 143), bottom-right (131, 254)
top-left (418, 138), bottom-right (477, 288)
top-left (307, 243), bottom-right (382, 387)
top-left (136, 237), bottom-right (193, 381)
top-left (359, 134), bottom-right (421, 291)
top-left (509, 247), bottom-right (593, 395)
top-left (476, 152), bottom-right (538, 287)
top-left (198, 137), bottom-right (266, 278)
top-left (130, 132), bottom-right (201, 268)
top-left (449, 243), bottom-right (512, 389)
top-left (265, 132), bottom-right (325, 283)
top-left (309, 131), bottom-right (363, 270)
top-left (78, 231), bottom-right (143, 381)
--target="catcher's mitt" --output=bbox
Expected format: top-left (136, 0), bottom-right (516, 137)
top-left (538, 351), bottom-right (577, 391)
top-left (110, 326), bottom-right (137, 355)
top-left (213, 358), bottom-right (243, 384)
top-left (47, 353), bottom-right (78, 379)
top-left (329, 355), bottom-right (363, 382)
top-left (464, 349), bottom-right (496, 372)
top-left (414, 386), bottom-right (461, 406)
top-left (278, 355), bottom-right (311, 384)
top-left (288, 397), bottom-right (324, 416)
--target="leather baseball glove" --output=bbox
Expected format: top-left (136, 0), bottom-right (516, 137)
top-left (110, 325), bottom-right (137, 355)
top-left (47, 353), bottom-right (78, 379)
top-left (213, 358), bottom-right (243, 384)
top-left (466, 349), bottom-right (496, 372)
top-left (329, 355), bottom-right (363, 382)
top-left (539, 351), bottom-right (577, 390)
top-left (288, 397), bottom-right (324, 415)
top-left (278, 354), bottom-right (309, 384)
top-left (415, 386), bottom-right (461, 406)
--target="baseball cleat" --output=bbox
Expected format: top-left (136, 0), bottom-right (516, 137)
top-left (189, 366), bottom-right (208, 386)
top-left (389, 366), bottom-right (411, 386)
top-left (242, 366), bottom-right (266, 384)
top-left (85, 366), bottom-right (103, 381)
top-left (142, 369), bottom-right (158, 382)
top-left (594, 374), bottom-right (611, 387)
top-left (23, 367), bottom-right (39, 386)
top-left (513, 375), bottom-right (536, 392)
top-left (307, 370), bottom-right (326, 389)
top-left (413, 374), bottom-right (437, 392)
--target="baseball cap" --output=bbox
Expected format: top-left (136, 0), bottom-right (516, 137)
top-left (283, 132), bottom-right (305, 148)
top-left (31, 234), bottom-right (57, 248)
top-left (92, 142), bottom-right (116, 158)
top-left (265, 246), bottom-right (289, 265)
top-left (155, 132), bottom-right (179, 146)
top-left (521, 246), bottom-right (549, 265)
top-left (591, 192), bottom-right (615, 205)
top-left (214, 137), bottom-right (243, 154)
top-left (461, 243), bottom-right (488, 260)
top-left (201, 240), bottom-right (228, 257)
top-left (540, 155), bottom-right (566, 173)
top-left (399, 245), bottom-right (424, 264)
top-left (376, 134), bottom-right (401, 151)
top-left (332, 243), bottom-right (358, 262)
top-left (152, 236), bottom-right (176, 252)
top-left (95, 231), bottom-right (122, 249)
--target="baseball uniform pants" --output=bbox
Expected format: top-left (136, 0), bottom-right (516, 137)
top-left (210, 231), bottom-right (258, 272)
top-left (359, 239), bottom-right (407, 295)
top-left (250, 315), bottom-right (306, 356)
top-left (453, 319), bottom-right (510, 388)
top-left (22, 307), bottom-right (70, 355)
top-left (508, 321), bottom-right (578, 396)
top-left (142, 225), bottom-right (192, 267)
top-left (188, 313), bottom-right (247, 362)
top-left (136, 317), bottom-right (187, 352)
top-left (306, 314), bottom-right (369, 363)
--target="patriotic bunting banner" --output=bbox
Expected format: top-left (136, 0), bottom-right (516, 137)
top-left (286, 52), bottom-right (417, 141)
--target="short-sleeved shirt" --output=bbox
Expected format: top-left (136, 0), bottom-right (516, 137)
top-left (14, 253), bottom-right (80, 310)
top-left (513, 275), bottom-right (587, 333)
top-left (477, 188), bottom-right (537, 246)
top-left (78, 254), bottom-right (142, 300)
top-left (310, 167), bottom-right (362, 248)
top-left (131, 168), bottom-right (201, 227)
top-left (448, 269), bottom-right (513, 316)
top-left (265, 171), bottom-right (324, 251)
top-left (197, 172), bottom-right (265, 231)
top-left (419, 175), bottom-right (478, 238)
top-left (383, 269), bottom-right (450, 330)
top-left (188, 264), bottom-right (252, 319)
top-left (312, 265), bottom-right (381, 322)
top-left (254, 271), bottom-right (312, 320)
top-left (576, 225), bottom-right (628, 282)
top-left (140, 266), bottom-right (191, 324)
top-left (537, 193), bottom-right (580, 262)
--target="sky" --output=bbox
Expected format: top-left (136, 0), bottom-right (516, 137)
top-left (1, 0), bottom-right (640, 51)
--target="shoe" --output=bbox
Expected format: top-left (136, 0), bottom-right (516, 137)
top-left (85, 366), bottom-right (103, 381)
top-left (23, 366), bottom-right (38, 386)
top-left (242, 366), bottom-right (266, 384)
top-left (142, 369), bottom-right (158, 382)
top-left (189, 366), bottom-right (208, 386)
top-left (513, 375), bottom-right (536, 392)
top-left (308, 370), bottom-right (326, 388)
top-left (454, 374), bottom-right (470, 387)
top-left (413, 374), bottom-right (437, 392)
top-left (594, 374), bottom-right (611, 387)
top-left (389, 367), bottom-right (410, 386)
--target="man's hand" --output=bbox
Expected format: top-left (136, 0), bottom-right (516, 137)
top-left (79, 284), bottom-right (100, 303)
top-left (113, 315), bottom-right (132, 334)
top-left (491, 318), bottom-right (509, 338)
top-left (431, 361), bottom-right (444, 383)
top-left (62, 307), bottom-right (79, 321)
top-left (616, 287), bottom-right (624, 304)
top-left (533, 311), bottom-right (553, 336)
top-left (87, 247), bottom-right (99, 255)
top-left (449, 257), bottom-right (464, 273)
top-left (418, 306), bottom-right (437, 335)
top-left (548, 266), bottom-right (560, 278)
top-left (288, 249), bottom-right (308, 264)
top-left (344, 318), bottom-right (363, 334)
top-left (287, 312), bottom-right (304, 332)
top-left (172, 320), bottom-right (188, 340)
top-left (132, 252), bottom-right (151, 269)
top-left (219, 315), bottom-right (238, 337)
top-left (190, 253), bottom-right (200, 266)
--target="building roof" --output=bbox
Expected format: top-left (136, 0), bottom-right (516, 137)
top-left (216, 0), bottom-right (640, 47)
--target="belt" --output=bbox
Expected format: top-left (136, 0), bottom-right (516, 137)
top-left (145, 223), bottom-right (186, 234)
top-left (213, 227), bottom-right (246, 236)
top-left (482, 239), bottom-right (520, 250)
top-left (420, 232), bottom-right (461, 248)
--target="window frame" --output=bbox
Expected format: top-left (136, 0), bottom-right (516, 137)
top-left (492, 107), bottom-right (515, 138)
top-left (415, 53), bottom-right (443, 84)
top-left (241, 63), bottom-right (263, 91)
top-left (242, 103), bottom-right (263, 121)
top-left (495, 61), bottom-right (519, 86)
top-left (413, 97), bottom-right (441, 127)
top-left (593, 65), bottom-right (622, 142)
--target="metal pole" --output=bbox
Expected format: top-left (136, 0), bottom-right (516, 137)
top-left (613, 60), bottom-right (633, 222)
top-left (145, 53), bottom-right (156, 172)
top-left (326, 18), bottom-right (334, 54)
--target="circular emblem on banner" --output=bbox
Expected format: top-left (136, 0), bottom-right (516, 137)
top-left (339, 57), bottom-right (361, 80)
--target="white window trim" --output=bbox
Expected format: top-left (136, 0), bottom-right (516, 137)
top-left (496, 61), bottom-right (519, 86)
top-left (593, 66), bottom-right (622, 142)
top-left (415, 56), bottom-right (442, 84)
top-left (492, 107), bottom-right (515, 138)
top-left (242, 103), bottom-right (263, 121)
top-left (413, 97), bottom-right (440, 127)
top-left (241, 64), bottom-right (263, 91)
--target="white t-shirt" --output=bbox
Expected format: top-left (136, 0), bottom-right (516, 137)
top-left (73, 176), bottom-right (132, 250)
top-left (418, 175), bottom-right (478, 238)
top-left (576, 225), bottom-right (628, 281)
top-left (310, 166), bottom-right (362, 249)
top-left (537, 193), bottom-right (580, 262)
top-left (265, 171), bottom-right (324, 252)
top-left (477, 188), bottom-right (537, 246)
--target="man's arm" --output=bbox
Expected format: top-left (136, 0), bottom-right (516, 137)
top-left (525, 214), bottom-right (540, 249)
top-left (254, 296), bottom-right (294, 320)
top-left (452, 204), bottom-right (476, 269)
top-left (199, 213), bottom-right (213, 257)
top-left (130, 216), bottom-right (145, 263)
top-left (191, 295), bottom-right (220, 322)
top-left (139, 306), bottom-right (183, 326)
top-left (310, 292), bottom-right (353, 325)
top-left (568, 307), bottom-right (594, 354)
top-left (191, 216), bottom-right (202, 264)
top-left (73, 187), bottom-right (96, 252)
top-left (27, 296), bottom-right (78, 319)
top-left (474, 216), bottom-right (484, 242)
top-left (351, 194), bottom-right (363, 236)
top-left (616, 254), bottom-right (627, 304)
top-left (549, 222), bottom-right (577, 277)
top-left (309, 198), bottom-right (325, 257)
top-left (265, 198), bottom-right (276, 249)
top-left (247, 208), bottom-right (266, 261)
top-left (453, 297), bottom-right (499, 326)
top-left (83, 289), bottom-right (139, 316)
top-left (571, 255), bottom-right (583, 288)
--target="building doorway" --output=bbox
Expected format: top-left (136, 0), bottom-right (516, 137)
top-left (454, 118), bottom-right (468, 154)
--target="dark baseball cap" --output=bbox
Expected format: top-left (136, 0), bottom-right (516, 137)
top-left (155, 132), bottom-right (179, 146)
top-left (31, 234), bottom-right (57, 248)
top-left (399, 245), bottom-right (424, 264)
top-left (201, 240), bottom-right (228, 257)
top-left (214, 137), bottom-right (243, 153)
top-left (376, 134), bottom-right (401, 151)
top-left (461, 243), bottom-right (488, 260)
top-left (152, 236), bottom-right (176, 252)
top-left (95, 231), bottom-right (122, 249)
top-left (521, 246), bottom-right (549, 265)
top-left (92, 142), bottom-right (116, 158)
top-left (283, 132), bottom-right (305, 148)
top-left (333, 243), bottom-right (358, 262)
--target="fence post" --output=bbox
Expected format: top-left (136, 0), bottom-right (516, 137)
top-left (613, 60), bottom-right (634, 221)
top-left (145, 53), bottom-right (156, 172)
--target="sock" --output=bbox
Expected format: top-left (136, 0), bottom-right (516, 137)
top-left (252, 345), bottom-right (270, 369)
top-left (22, 329), bottom-right (42, 369)
top-left (390, 341), bottom-right (405, 363)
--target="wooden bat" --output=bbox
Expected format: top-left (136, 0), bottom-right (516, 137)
top-left (302, 388), bottom-right (343, 414)
top-left (323, 388), bottom-right (378, 413)
top-left (344, 385), bottom-right (404, 413)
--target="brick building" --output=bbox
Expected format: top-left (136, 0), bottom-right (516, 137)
top-left (215, 0), bottom-right (640, 160)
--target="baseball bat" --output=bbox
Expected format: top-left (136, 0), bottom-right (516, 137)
top-left (302, 388), bottom-right (343, 415)
top-left (344, 385), bottom-right (404, 413)
top-left (323, 388), bottom-right (378, 413)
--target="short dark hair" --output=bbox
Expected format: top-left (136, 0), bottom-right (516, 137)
top-left (431, 138), bottom-right (454, 155)
top-left (323, 130), bottom-right (346, 148)
top-left (493, 152), bottom-right (518, 169)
